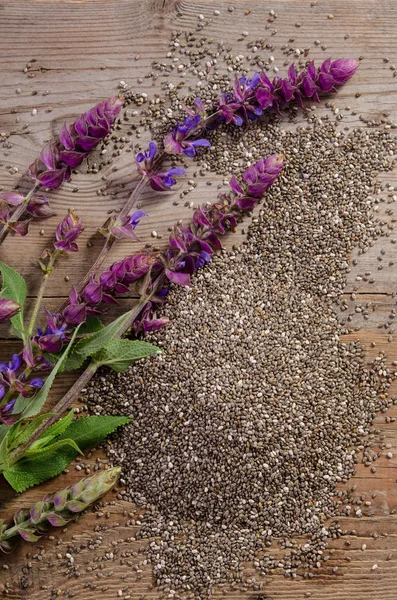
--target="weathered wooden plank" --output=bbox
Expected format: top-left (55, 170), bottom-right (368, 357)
top-left (1, 0), bottom-right (397, 599)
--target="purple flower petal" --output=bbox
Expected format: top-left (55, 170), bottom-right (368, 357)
top-left (165, 269), bottom-right (192, 286)
top-left (63, 303), bottom-right (87, 325)
top-left (84, 282), bottom-right (103, 304)
top-left (148, 141), bottom-right (157, 160)
top-left (38, 168), bottom-right (69, 190)
top-left (36, 333), bottom-right (64, 353)
top-left (164, 133), bottom-right (184, 154)
top-left (0, 298), bottom-right (20, 324)
top-left (26, 195), bottom-right (55, 218)
top-left (234, 196), bottom-right (257, 211)
top-left (191, 138), bottom-right (211, 148)
top-left (8, 219), bottom-right (31, 237)
top-left (0, 192), bottom-right (25, 206)
top-left (30, 377), bottom-right (44, 388)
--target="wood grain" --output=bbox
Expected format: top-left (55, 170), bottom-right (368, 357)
top-left (1, 0), bottom-right (397, 598)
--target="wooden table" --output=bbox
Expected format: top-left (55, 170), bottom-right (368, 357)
top-left (1, 0), bottom-right (397, 598)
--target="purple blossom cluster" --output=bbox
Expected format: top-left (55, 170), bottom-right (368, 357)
top-left (30, 97), bottom-right (124, 189)
top-left (0, 191), bottom-right (55, 237)
top-left (164, 115), bottom-right (211, 157)
top-left (217, 58), bottom-right (358, 124)
top-left (0, 298), bottom-right (20, 324)
top-left (0, 346), bottom-right (50, 424)
top-left (0, 97), bottom-right (123, 239)
top-left (162, 58), bottom-right (358, 158)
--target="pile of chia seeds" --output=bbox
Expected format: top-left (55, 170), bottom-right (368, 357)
top-left (83, 117), bottom-right (397, 598)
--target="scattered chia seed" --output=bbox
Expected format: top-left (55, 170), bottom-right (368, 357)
top-left (84, 118), bottom-right (397, 598)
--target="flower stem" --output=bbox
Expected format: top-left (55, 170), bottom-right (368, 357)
top-left (27, 251), bottom-right (59, 335)
top-left (0, 183), bottom-right (40, 245)
top-left (65, 172), bottom-right (150, 303)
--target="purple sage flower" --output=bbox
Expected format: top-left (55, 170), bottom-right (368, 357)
top-left (108, 210), bottom-right (147, 240)
top-left (0, 353), bottom-right (45, 406)
top-left (34, 309), bottom-right (68, 353)
top-left (136, 141), bottom-right (158, 173)
top-left (134, 301), bottom-right (170, 335)
top-left (63, 287), bottom-right (87, 325)
top-left (318, 57), bottom-right (359, 89)
top-left (184, 98), bottom-right (207, 118)
top-left (231, 154), bottom-right (284, 199)
top-left (149, 168), bottom-right (185, 192)
top-left (28, 141), bottom-right (71, 190)
top-left (0, 192), bottom-right (25, 206)
top-left (0, 192), bottom-right (54, 238)
top-left (54, 210), bottom-right (84, 253)
top-left (0, 398), bottom-right (20, 425)
top-left (136, 141), bottom-right (185, 190)
top-left (29, 96), bottom-right (124, 190)
top-left (164, 115), bottom-right (211, 157)
top-left (26, 195), bottom-right (55, 219)
top-left (218, 74), bottom-right (262, 125)
top-left (59, 96), bottom-right (124, 168)
top-left (0, 298), bottom-right (20, 324)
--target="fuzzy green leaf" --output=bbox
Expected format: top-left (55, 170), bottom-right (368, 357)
top-left (0, 425), bottom-right (9, 464)
top-left (3, 445), bottom-right (78, 492)
top-left (78, 316), bottom-right (105, 335)
top-left (3, 415), bottom-right (131, 492)
top-left (0, 425), bottom-right (8, 446)
top-left (6, 414), bottom-right (54, 453)
top-left (22, 437), bottom-right (83, 458)
top-left (0, 261), bottom-right (27, 339)
top-left (57, 415), bottom-right (131, 449)
top-left (69, 311), bottom-right (133, 362)
top-left (92, 338), bottom-right (160, 373)
top-left (21, 325), bottom-right (82, 419)
top-left (38, 409), bottom-right (74, 442)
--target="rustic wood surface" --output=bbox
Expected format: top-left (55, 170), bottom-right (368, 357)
top-left (1, 0), bottom-right (397, 598)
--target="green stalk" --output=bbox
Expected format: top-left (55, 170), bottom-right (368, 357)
top-left (28, 251), bottom-right (59, 335)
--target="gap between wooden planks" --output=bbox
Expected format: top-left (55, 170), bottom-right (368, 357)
top-left (1, 0), bottom-right (397, 598)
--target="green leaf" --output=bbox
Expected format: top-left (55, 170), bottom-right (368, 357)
top-left (0, 261), bottom-right (27, 340)
top-left (21, 325), bottom-right (82, 419)
top-left (3, 445), bottom-right (78, 492)
top-left (58, 415), bottom-right (131, 449)
top-left (93, 338), bottom-right (160, 373)
top-left (22, 437), bottom-right (83, 458)
top-left (0, 425), bottom-right (8, 446)
top-left (3, 415), bottom-right (131, 492)
top-left (26, 410), bottom-right (75, 453)
top-left (6, 414), bottom-right (53, 453)
top-left (59, 348), bottom-right (89, 373)
top-left (70, 311), bottom-right (133, 362)
top-left (78, 316), bottom-right (104, 335)
top-left (0, 425), bottom-right (9, 464)
top-left (40, 409), bottom-right (74, 441)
